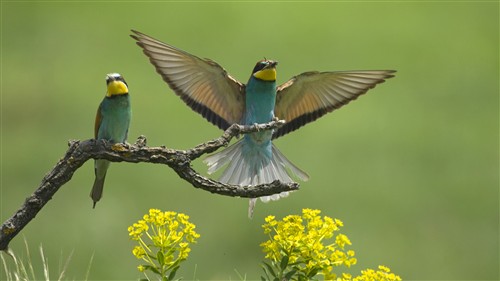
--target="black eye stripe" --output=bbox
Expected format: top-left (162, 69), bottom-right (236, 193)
top-left (106, 75), bottom-right (128, 86)
top-left (252, 61), bottom-right (268, 74)
top-left (117, 77), bottom-right (127, 86)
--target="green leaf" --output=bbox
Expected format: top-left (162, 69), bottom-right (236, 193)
top-left (157, 251), bottom-right (165, 266)
top-left (307, 267), bottom-right (320, 278)
top-left (280, 256), bottom-right (289, 270)
top-left (297, 274), bottom-right (308, 281)
top-left (260, 276), bottom-right (267, 281)
top-left (143, 265), bottom-right (160, 275)
top-left (168, 265), bottom-right (180, 281)
top-left (166, 245), bottom-right (176, 256)
top-left (262, 262), bottom-right (277, 278)
top-left (284, 269), bottom-right (297, 280)
top-left (146, 253), bottom-right (157, 260)
top-left (261, 267), bottom-right (271, 280)
top-left (166, 259), bottom-right (181, 271)
top-left (287, 260), bottom-right (301, 266)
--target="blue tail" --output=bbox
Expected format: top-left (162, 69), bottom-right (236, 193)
top-left (204, 139), bottom-right (309, 217)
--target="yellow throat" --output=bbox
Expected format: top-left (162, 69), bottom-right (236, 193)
top-left (106, 80), bottom-right (129, 97)
top-left (253, 68), bottom-right (277, 81)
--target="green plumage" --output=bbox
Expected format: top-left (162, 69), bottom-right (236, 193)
top-left (130, 30), bottom-right (396, 217)
top-left (91, 73), bottom-right (131, 207)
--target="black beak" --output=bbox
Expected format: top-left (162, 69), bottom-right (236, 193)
top-left (267, 61), bottom-right (278, 68)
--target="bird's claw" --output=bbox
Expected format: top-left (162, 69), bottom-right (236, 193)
top-left (111, 143), bottom-right (128, 152)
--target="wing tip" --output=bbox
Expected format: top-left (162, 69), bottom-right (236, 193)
top-left (130, 29), bottom-right (143, 40)
top-left (385, 69), bottom-right (397, 78)
top-left (274, 69), bottom-right (397, 138)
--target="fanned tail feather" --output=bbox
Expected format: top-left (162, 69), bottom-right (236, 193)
top-left (272, 145), bottom-right (310, 182)
top-left (204, 139), bottom-right (309, 217)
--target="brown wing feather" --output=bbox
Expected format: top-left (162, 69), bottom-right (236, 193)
top-left (131, 30), bottom-right (245, 130)
top-left (94, 103), bottom-right (103, 139)
top-left (274, 70), bottom-right (396, 138)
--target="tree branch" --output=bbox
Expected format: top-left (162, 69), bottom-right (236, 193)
top-left (0, 120), bottom-right (299, 251)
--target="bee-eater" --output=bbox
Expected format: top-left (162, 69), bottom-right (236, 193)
top-left (91, 73), bottom-right (131, 208)
top-left (131, 30), bottom-right (395, 216)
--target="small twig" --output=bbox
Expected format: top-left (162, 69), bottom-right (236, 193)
top-left (0, 120), bottom-right (298, 251)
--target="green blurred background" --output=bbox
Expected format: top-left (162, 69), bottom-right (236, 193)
top-left (1, 2), bottom-right (498, 280)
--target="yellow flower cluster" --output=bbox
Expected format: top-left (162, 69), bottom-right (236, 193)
top-left (128, 209), bottom-right (199, 244)
top-left (342, 265), bottom-right (401, 281)
top-left (261, 208), bottom-right (357, 280)
top-left (260, 209), bottom-right (402, 281)
top-left (127, 209), bottom-right (200, 280)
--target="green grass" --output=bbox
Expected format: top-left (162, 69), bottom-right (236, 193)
top-left (1, 238), bottom-right (85, 281)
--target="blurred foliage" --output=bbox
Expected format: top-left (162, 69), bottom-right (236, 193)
top-left (1, 2), bottom-right (498, 280)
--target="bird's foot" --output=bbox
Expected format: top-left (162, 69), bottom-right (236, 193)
top-left (111, 143), bottom-right (128, 152)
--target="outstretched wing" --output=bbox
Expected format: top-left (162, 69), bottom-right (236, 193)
top-left (274, 70), bottom-right (396, 138)
top-left (131, 30), bottom-right (246, 130)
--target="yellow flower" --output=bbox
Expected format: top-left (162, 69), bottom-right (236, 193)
top-left (128, 220), bottom-right (149, 240)
top-left (378, 265), bottom-right (390, 272)
top-left (335, 234), bottom-right (352, 249)
top-left (265, 215), bottom-right (276, 223)
top-left (352, 266), bottom-right (402, 281)
top-left (132, 245), bottom-right (145, 259)
top-left (342, 272), bottom-right (353, 280)
top-left (177, 213), bottom-right (190, 225)
top-left (128, 209), bottom-right (200, 279)
top-left (178, 242), bottom-right (191, 260)
top-left (261, 208), bottom-right (356, 280)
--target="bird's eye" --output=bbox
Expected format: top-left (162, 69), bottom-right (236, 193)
top-left (252, 61), bottom-right (268, 73)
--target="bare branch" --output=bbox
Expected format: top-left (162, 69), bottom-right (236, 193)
top-left (0, 120), bottom-right (299, 251)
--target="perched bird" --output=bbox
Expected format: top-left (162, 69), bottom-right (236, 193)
top-left (91, 73), bottom-right (131, 208)
top-left (131, 30), bottom-right (395, 216)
